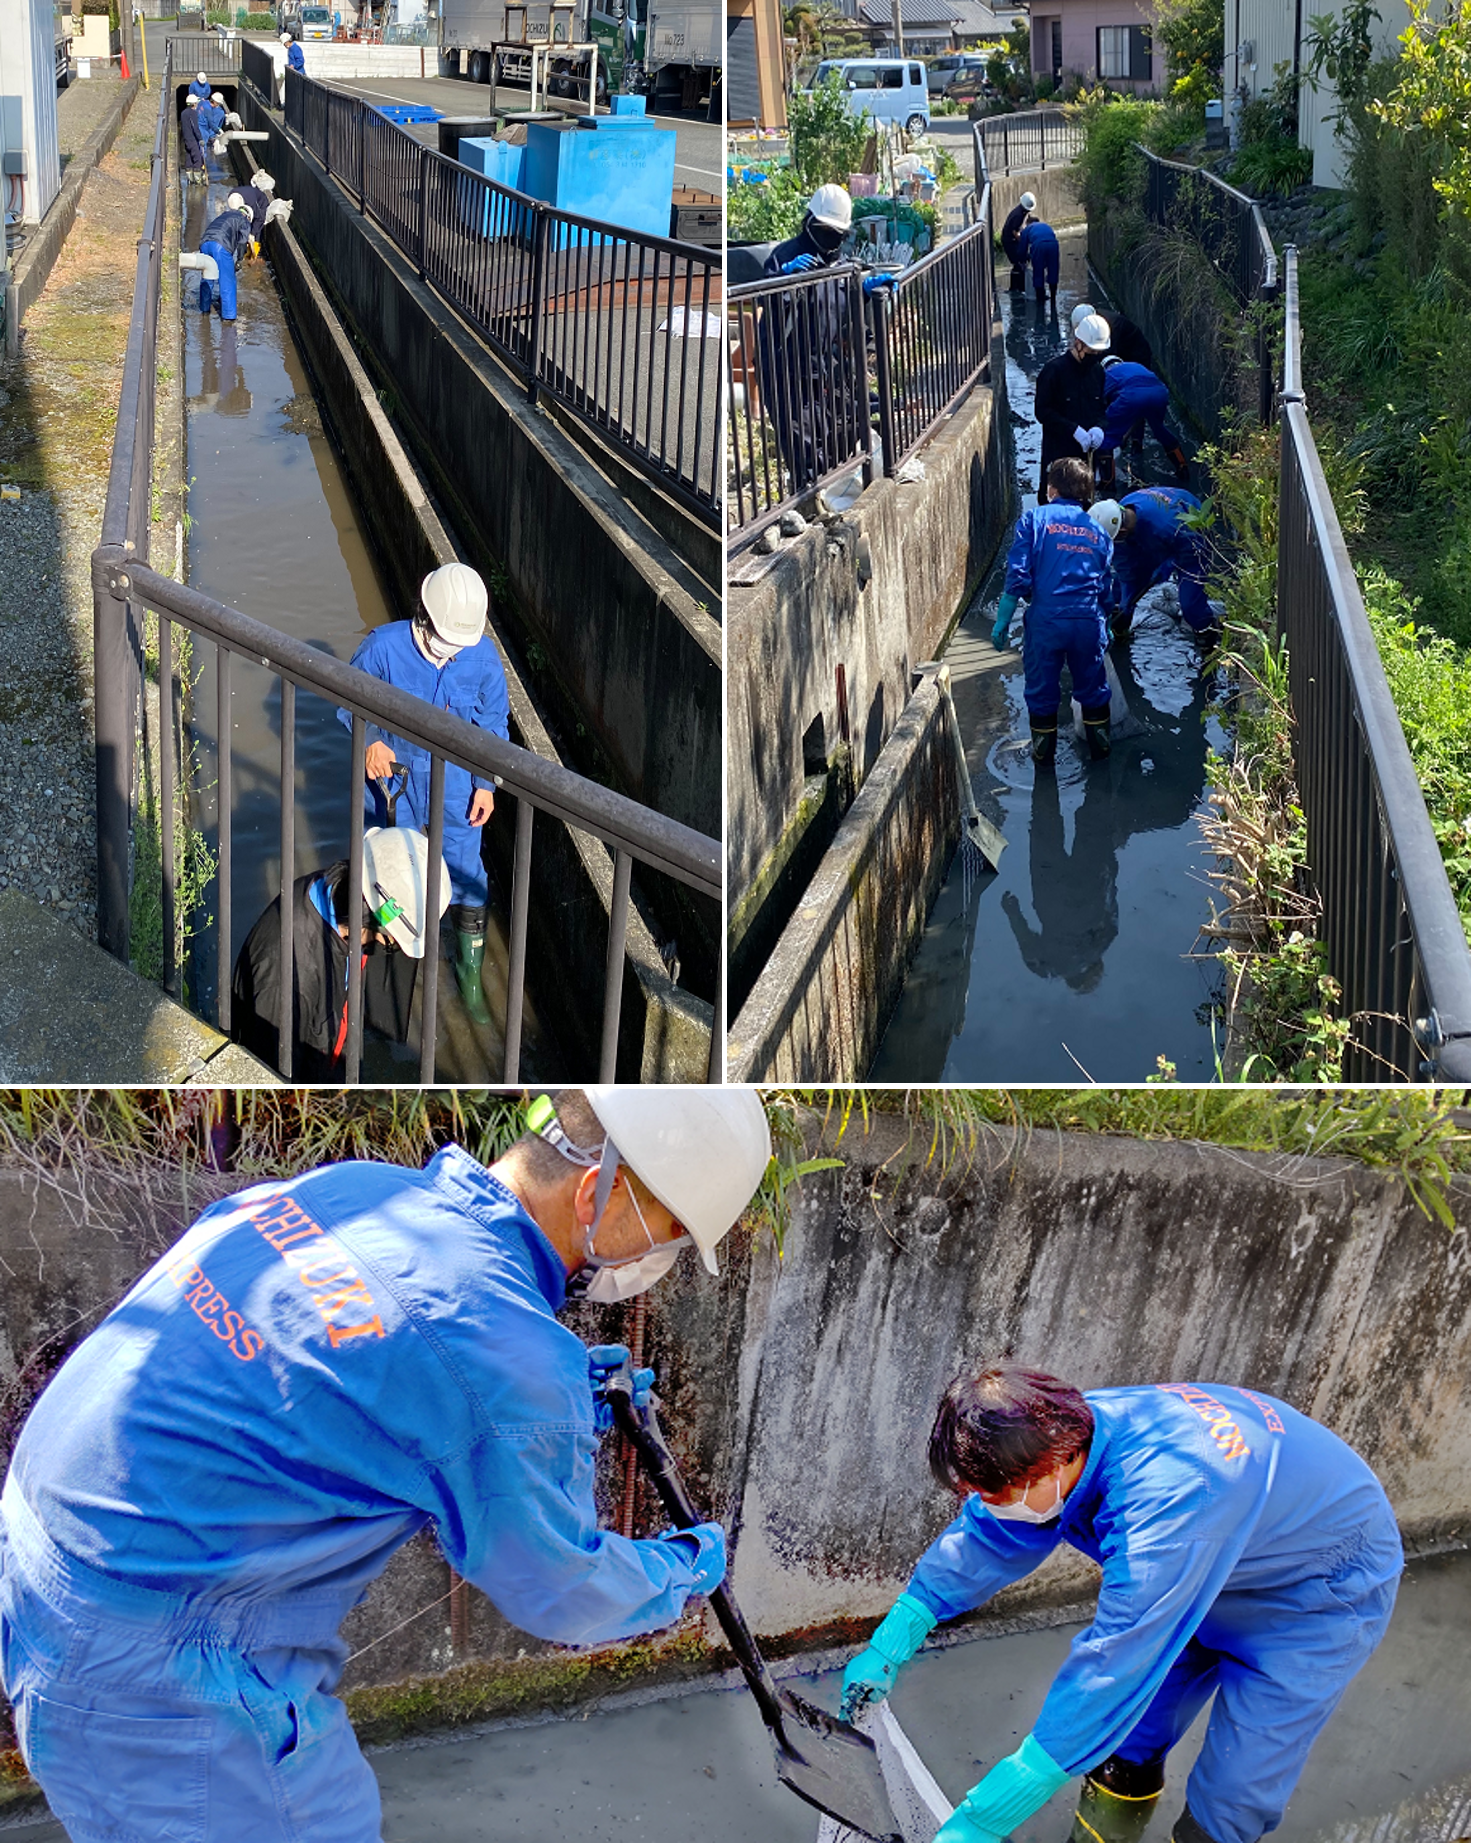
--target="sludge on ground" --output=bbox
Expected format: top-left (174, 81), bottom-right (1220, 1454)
top-left (5, 1549), bottom-right (1469, 1842)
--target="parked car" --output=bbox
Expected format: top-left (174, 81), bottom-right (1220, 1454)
top-left (926, 52), bottom-right (989, 96)
top-left (280, 3), bottom-right (334, 37)
top-left (808, 58), bottom-right (930, 134)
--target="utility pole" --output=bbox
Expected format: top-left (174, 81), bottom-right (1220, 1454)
top-left (892, 0), bottom-right (903, 56)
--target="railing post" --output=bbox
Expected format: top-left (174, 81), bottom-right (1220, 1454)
top-left (871, 282), bottom-right (898, 477)
top-left (358, 97), bottom-right (366, 213)
top-left (418, 146), bottom-right (429, 280)
top-left (525, 206), bottom-right (549, 405)
top-left (92, 546), bottom-right (136, 963)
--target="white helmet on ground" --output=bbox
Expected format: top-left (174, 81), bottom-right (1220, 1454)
top-left (361, 825), bottom-right (451, 959)
top-left (1019, 191), bottom-right (1036, 211)
top-left (1074, 313), bottom-right (1111, 353)
top-left (1071, 301), bottom-right (1096, 330)
top-left (254, 170), bottom-right (277, 192)
top-left (585, 1089), bottom-right (772, 1276)
top-left (420, 562), bottom-right (488, 645)
top-left (1090, 498), bottom-right (1123, 540)
top-left (807, 182), bottom-right (853, 232)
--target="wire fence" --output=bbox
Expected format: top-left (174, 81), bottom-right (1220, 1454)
top-left (974, 107), bottom-right (1083, 177)
top-left (89, 39), bottom-right (722, 1082)
top-left (1275, 247), bottom-right (1471, 1079)
top-left (277, 67), bottom-right (719, 525)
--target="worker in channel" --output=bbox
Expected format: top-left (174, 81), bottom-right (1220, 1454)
top-left (281, 28), bottom-right (306, 72)
top-left (1100, 356), bottom-right (1189, 483)
top-left (231, 824), bottom-right (450, 1080)
top-left (992, 456), bottom-right (1115, 765)
top-left (0, 1088), bottom-right (771, 1843)
top-left (1000, 188), bottom-right (1037, 291)
top-left (238, 167), bottom-right (278, 239)
top-left (187, 68), bottom-right (212, 101)
top-left (840, 1361), bottom-right (1402, 1843)
top-left (1103, 486), bottom-right (1218, 640)
top-left (197, 88), bottom-right (227, 141)
top-left (340, 563), bottom-right (511, 1028)
top-left (1073, 300), bottom-right (1154, 369)
top-left (1017, 211), bottom-right (1060, 309)
top-left (180, 92), bottom-right (208, 184)
top-left (196, 194), bottom-right (255, 319)
top-left (1032, 310), bottom-right (1110, 497)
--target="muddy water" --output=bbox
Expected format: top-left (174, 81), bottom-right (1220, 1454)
top-left (872, 228), bottom-right (1228, 1082)
top-left (179, 164), bottom-right (551, 1078)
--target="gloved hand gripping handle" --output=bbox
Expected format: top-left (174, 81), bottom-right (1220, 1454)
top-left (606, 1379), bottom-right (785, 1732)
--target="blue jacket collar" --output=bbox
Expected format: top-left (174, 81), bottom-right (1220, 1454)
top-left (424, 1144), bottom-right (568, 1309)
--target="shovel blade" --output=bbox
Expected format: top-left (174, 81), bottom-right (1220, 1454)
top-left (771, 1688), bottom-right (905, 1843)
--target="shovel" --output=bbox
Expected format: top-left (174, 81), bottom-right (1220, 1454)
top-left (605, 1377), bottom-right (904, 1843)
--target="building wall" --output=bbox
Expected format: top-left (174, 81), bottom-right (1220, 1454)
top-left (1030, 0), bottom-right (1157, 90)
top-left (0, 0), bottom-right (63, 226)
top-left (726, 0), bottom-right (787, 129)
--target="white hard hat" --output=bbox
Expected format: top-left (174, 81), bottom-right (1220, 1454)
top-left (361, 826), bottom-right (450, 959)
top-left (1019, 191), bottom-right (1036, 211)
top-left (807, 182), bottom-right (853, 232)
top-left (254, 170), bottom-right (277, 192)
top-left (1074, 313), bottom-right (1111, 352)
top-left (1070, 302), bottom-right (1095, 330)
top-left (280, 31), bottom-right (292, 42)
top-left (211, 91), bottom-right (225, 103)
top-left (586, 1088), bottom-right (772, 1276)
top-left (185, 92), bottom-right (199, 104)
top-left (420, 563), bottom-right (488, 646)
top-left (197, 69), bottom-right (208, 82)
top-left (226, 190), bottom-right (245, 209)
top-left (1090, 498), bottom-right (1123, 541)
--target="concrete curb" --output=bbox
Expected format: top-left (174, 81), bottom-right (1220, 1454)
top-left (5, 75), bottom-right (142, 356)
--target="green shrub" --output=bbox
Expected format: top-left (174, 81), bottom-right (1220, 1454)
top-left (1034, 72), bottom-right (1056, 99)
top-left (726, 166), bottom-right (806, 243)
top-left (787, 74), bottom-right (872, 191)
top-left (1230, 136), bottom-right (1313, 195)
top-left (237, 9), bottom-right (277, 23)
top-left (1071, 90), bottom-right (1161, 209)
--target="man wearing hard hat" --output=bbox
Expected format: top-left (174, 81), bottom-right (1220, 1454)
top-left (0, 1089), bottom-right (772, 1843)
top-left (340, 562), bottom-right (511, 1028)
top-left (1000, 189), bottom-right (1036, 290)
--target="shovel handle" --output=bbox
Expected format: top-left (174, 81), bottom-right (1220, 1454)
top-left (607, 1384), bottom-right (786, 1732)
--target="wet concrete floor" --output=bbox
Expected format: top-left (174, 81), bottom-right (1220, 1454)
top-left (13, 1547), bottom-right (1467, 1842)
top-left (872, 227), bottom-right (1229, 1083)
top-left (179, 157), bottom-right (552, 1078)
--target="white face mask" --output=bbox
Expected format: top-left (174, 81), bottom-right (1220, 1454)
top-left (985, 1474), bottom-right (1064, 1525)
top-left (568, 1183), bottom-right (687, 1303)
top-left (414, 619), bottom-right (462, 666)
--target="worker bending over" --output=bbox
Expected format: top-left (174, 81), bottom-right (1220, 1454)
top-left (0, 1089), bottom-right (771, 1843)
top-left (1104, 486), bottom-right (1217, 638)
top-left (341, 563), bottom-right (511, 1027)
top-left (197, 89), bottom-right (226, 141)
top-left (281, 29), bottom-right (306, 72)
top-left (1033, 311), bottom-right (1109, 495)
top-left (1101, 356), bottom-right (1188, 481)
top-left (196, 194), bottom-right (255, 319)
top-left (841, 1362), bottom-right (1401, 1843)
top-left (231, 824), bottom-right (449, 1080)
top-left (1000, 189), bottom-right (1036, 290)
top-left (237, 168), bottom-right (278, 239)
top-left (992, 457), bottom-right (1115, 765)
top-left (1017, 213), bottom-right (1060, 307)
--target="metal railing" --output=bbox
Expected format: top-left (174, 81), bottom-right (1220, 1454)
top-left (975, 107), bottom-right (1083, 177)
top-left (725, 263), bottom-right (870, 545)
top-left (273, 67), bottom-right (719, 527)
top-left (91, 39), bottom-right (723, 1082)
top-left (241, 36), bottom-right (275, 98)
top-left (1276, 247), bottom-right (1471, 1079)
top-left (726, 173), bottom-right (997, 548)
top-left (1143, 150), bottom-right (1275, 308)
top-left (169, 32), bottom-right (244, 78)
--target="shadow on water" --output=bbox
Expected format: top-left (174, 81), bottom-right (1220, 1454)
top-left (872, 227), bottom-right (1229, 1082)
top-left (178, 162), bottom-right (551, 1079)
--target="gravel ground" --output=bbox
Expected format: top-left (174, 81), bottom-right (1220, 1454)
top-left (0, 82), bottom-right (156, 944)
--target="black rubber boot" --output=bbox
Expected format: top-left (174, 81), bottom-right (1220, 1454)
top-left (1170, 1805), bottom-right (1228, 1843)
top-left (1070, 1758), bottom-right (1167, 1843)
top-left (1082, 703), bottom-right (1112, 759)
top-left (1030, 721), bottom-right (1057, 766)
top-left (1035, 286), bottom-right (1047, 306)
top-left (1166, 443), bottom-right (1189, 481)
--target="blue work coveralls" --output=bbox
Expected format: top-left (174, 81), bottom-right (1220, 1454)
top-left (0, 1149), bottom-right (711, 1843)
top-left (197, 98), bottom-right (226, 138)
top-left (1017, 220), bottom-right (1059, 293)
top-left (287, 40), bottom-right (306, 71)
top-left (1101, 360), bottom-right (1183, 455)
top-left (187, 75), bottom-right (212, 100)
top-left (907, 1385), bottom-right (1401, 1843)
top-left (198, 209), bottom-right (252, 320)
top-left (1004, 498), bottom-right (1112, 721)
top-left (339, 618), bottom-right (512, 911)
top-left (1116, 486), bottom-right (1213, 632)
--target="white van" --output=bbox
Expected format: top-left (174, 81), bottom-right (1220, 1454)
top-left (809, 58), bottom-right (930, 134)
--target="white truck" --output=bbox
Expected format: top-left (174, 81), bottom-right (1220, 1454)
top-left (439, 0), bottom-right (610, 104)
top-left (643, 0), bottom-right (719, 114)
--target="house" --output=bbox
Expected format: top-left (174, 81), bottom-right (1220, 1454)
top-left (833, 0), bottom-right (1025, 56)
top-left (1228, 0), bottom-right (1412, 189)
top-left (728, 0), bottom-right (789, 128)
top-left (1029, 0), bottom-right (1158, 92)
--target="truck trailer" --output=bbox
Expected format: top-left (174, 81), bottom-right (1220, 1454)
top-left (643, 0), bottom-right (719, 115)
top-left (439, 0), bottom-right (614, 104)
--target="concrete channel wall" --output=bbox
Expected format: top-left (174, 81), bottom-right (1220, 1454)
top-left (4, 1118), bottom-right (1468, 1756)
top-left (727, 335), bottom-right (1011, 1006)
top-left (726, 669), bottom-right (960, 1081)
top-left (237, 86), bottom-right (722, 848)
top-left (237, 149), bottom-right (709, 1080)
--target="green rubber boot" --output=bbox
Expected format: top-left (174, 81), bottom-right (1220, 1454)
top-left (453, 928), bottom-right (493, 1026)
top-left (1069, 1758), bottom-right (1165, 1843)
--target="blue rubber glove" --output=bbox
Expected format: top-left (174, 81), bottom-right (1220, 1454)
top-left (933, 1735), bottom-right (1071, 1843)
top-left (862, 273), bottom-right (896, 296)
top-left (587, 1344), bottom-right (655, 1434)
top-left (838, 1592), bottom-right (937, 1721)
top-left (780, 252), bottom-right (822, 275)
top-left (655, 1522), bottom-right (727, 1594)
top-left (992, 591), bottom-right (1019, 650)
